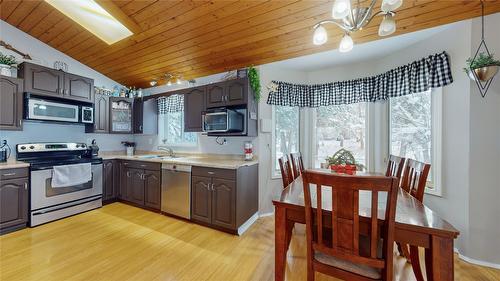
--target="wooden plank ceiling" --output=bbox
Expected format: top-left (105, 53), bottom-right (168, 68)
top-left (2, 0), bottom-right (500, 88)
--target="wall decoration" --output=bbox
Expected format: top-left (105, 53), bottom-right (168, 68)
top-left (248, 66), bottom-right (261, 102)
top-left (0, 40), bottom-right (32, 60)
top-left (53, 61), bottom-right (68, 72)
top-left (0, 52), bottom-right (17, 77)
top-left (466, 1), bottom-right (499, 98)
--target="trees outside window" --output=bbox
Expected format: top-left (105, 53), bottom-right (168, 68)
top-left (273, 106), bottom-right (300, 174)
top-left (159, 111), bottom-right (197, 146)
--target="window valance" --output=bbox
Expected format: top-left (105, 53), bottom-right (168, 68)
top-left (267, 51), bottom-right (453, 107)
top-left (157, 94), bottom-right (184, 114)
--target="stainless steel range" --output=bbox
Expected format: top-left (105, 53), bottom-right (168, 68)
top-left (16, 142), bottom-right (103, 226)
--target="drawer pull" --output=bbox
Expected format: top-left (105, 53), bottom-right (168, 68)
top-left (24, 182), bottom-right (28, 190)
top-left (140, 164), bottom-right (146, 167)
top-left (207, 171), bottom-right (215, 175)
top-left (2, 173), bottom-right (16, 176)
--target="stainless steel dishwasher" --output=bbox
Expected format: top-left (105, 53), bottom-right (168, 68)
top-left (161, 163), bottom-right (191, 219)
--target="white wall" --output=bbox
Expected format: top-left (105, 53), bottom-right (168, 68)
top-left (0, 20), bottom-right (132, 155)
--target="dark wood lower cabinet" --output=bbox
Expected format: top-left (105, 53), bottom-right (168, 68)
top-left (103, 160), bottom-right (118, 203)
top-left (144, 170), bottom-right (161, 210)
top-left (191, 165), bottom-right (258, 234)
top-left (0, 169), bottom-right (29, 234)
top-left (191, 176), bottom-right (212, 224)
top-left (127, 168), bottom-right (145, 205)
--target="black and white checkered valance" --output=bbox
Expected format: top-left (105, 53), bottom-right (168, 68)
top-left (157, 94), bottom-right (184, 114)
top-left (267, 51), bottom-right (453, 107)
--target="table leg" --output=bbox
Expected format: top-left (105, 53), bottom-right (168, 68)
top-left (275, 206), bottom-right (287, 281)
top-left (425, 235), bottom-right (454, 281)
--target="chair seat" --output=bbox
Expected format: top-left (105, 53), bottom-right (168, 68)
top-left (314, 252), bottom-right (382, 279)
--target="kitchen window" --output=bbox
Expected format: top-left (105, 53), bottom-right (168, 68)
top-left (272, 106), bottom-right (300, 177)
top-left (389, 88), bottom-right (442, 195)
top-left (312, 103), bottom-right (368, 169)
top-left (158, 111), bottom-right (197, 147)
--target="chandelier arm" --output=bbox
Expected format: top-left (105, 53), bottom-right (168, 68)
top-left (357, 0), bottom-right (379, 29)
top-left (364, 10), bottom-right (389, 27)
top-left (314, 20), bottom-right (352, 32)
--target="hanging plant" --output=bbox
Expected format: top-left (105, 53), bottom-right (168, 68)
top-left (464, 52), bottom-right (500, 82)
top-left (247, 66), bottom-right (261, 102)
top-left (0, 52), bottom-right (17, 66)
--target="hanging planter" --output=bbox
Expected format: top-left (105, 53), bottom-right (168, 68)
top-left (465, 1), bottom-right (499, 98)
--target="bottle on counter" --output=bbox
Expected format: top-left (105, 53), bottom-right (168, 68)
top-left (244, 141), bottom-right (253, 161)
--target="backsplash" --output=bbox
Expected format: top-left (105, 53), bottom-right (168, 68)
top-left (0, 121), bottom-right (133, 158)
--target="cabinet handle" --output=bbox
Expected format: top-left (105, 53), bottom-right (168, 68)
top-left (207, 171), bottom-right (215, 175)
top-left (2, 173), bottom-right (16, 176)
top-left (126, 171), bottom-right (131, 177)
top-left (24, 182), bottom-right (28, 190)
top-left (19, 119), bottom-right (22, 127)
top-left (139, 125), bottom-right (143, 131)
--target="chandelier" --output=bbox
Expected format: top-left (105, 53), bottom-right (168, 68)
top-left (312, 0), bottom-right (403, 52)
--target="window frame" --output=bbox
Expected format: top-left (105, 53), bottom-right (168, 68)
top-left (158, 112), bottom-right (198, 148)
top-left (271, 105), bottom-right (301, 179)
top-left (388, 88), bottom-right (442, 196)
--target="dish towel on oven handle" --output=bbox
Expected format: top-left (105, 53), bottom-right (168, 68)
top-left (51, 163), bottom-right (92, 188)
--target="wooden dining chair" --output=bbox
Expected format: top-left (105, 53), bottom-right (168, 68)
top-left (385, 155), bottom-right (405, 180)
top-left (290, 152), bottom-right (304, 179)
top-left (400, 159), bottom-right (431, 281)
top-left (302, 170), bottom-right (399, 281)
top-left (278, 155), bottom-right (294, 188)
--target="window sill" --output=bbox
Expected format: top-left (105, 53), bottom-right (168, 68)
top-left (424, 188), bottom-right (442, 198)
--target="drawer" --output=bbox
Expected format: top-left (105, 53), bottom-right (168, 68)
top-left (121, 160), bottom-right (160, 171)
top-left (0, 168), bottom-right (29, 180)
top-left (192, 166), bottom-right (236, 180)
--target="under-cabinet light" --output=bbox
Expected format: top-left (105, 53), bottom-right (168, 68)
top-left (45, 0), bottom-right (133, 45)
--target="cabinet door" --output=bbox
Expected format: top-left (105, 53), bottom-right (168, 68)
top-left (225, 79), bottom-right (248, 106)
top-left (120, 164), bottom-right (130, 200)
top-left (103, 160), bottom-right (114, 201)
top-left (64, 73), bottom-right (94, 102)
top-left (0, 178), bottom-right (28, 230)
top-left (109, 97), bottom-right (133, 134)
top-left (0, 76), bottom-right (23, 131)
top-left (21, 63), bottom-right (64, 97)
top-left (144, 170), bottom-right (161, 210)
top-left (191, 176), bottom-right (212, 224)
top-left (133, 98), bottom-right (143, 134)
top-left (127, 168), bottom-right (145, 205)
top-left (211, 178), bottom-right (236, 229)
top-left (87, 94), bottom-right (109, 133)
top-left (206, 83), bottom-right (225, 108)
top-left (184, 87), bottom-right (205, 132)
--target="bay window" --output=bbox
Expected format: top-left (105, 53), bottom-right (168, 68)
top-left (273, 106), bottom-right (300, 176)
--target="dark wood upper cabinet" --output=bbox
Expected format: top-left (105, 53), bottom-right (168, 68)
top-left (211, 178), bottom-right (236, 229)
top-left (184, 87), bottom-right (205, 132)
top-left (144, 170), bottom-right (161, 210)
top-left (133, 98), bottom-right (143, 134)
top-left (19, 62), bottom-right (94, 103)
top-left (0, 76), bottom-right (23, 131)
top-left (0, 174), bottom-right (29, 233)
top-left (206, 84), bottom-right (225, 108)
top-left (20, 63), bottom-right (64, 97)
top-left (86, 94), bottom-right (109, 133)
top-left (225, 79), bottom-right (247, 106)
top-left (132, 98), bottom-right (157, 135)
top-left (191, 176), bottom-right (212, 224)
top-left (64, 73), bottom-right (94, 102)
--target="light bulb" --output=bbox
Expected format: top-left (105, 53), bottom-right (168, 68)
top-left (167, 81), bottom-right (172, 86)
top-left (332, 0), bottom-right (351, 19)
top-left (149, 80), bottom-right (157, 86)
top-left (313, 25), bottom-right (328, 45)
top-left (176, 79), bottom-right (182, 85)
top-left (378, 14), bottom-right (396, 36)
top-left (381, 0), bottom-right (402, 12)
top-left (339, 33), bottom-right (353, 53)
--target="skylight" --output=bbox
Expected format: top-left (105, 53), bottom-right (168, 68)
top-left (45, 0), bottom-right (133, 45)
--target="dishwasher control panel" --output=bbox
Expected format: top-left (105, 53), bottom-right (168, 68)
top-left (161, 163), bottom-right (191, 172)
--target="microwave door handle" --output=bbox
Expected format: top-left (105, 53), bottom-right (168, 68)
top-left (201, 114), bottom-right (206, 132)
top-left (226, 111), bottom-right (230, 131)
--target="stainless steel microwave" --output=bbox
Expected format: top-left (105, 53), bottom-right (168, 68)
top-left (25, 96), bottom-right (93, 124)
top-left (202, 108), bottom-right (244, 133)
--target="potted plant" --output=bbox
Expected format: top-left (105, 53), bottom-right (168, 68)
top-left (464, 52), bottom-right (500, 82)
top-left (326, 148), bottom-right (364, 175)
top-left (0, 52), bottom-right (17, 77)
top-left (121, 141), bottom-right (136, 156)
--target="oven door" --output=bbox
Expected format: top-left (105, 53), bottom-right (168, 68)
top-left (27, 98), bottom-right (80, 123)
top-left (30, 163), bottom-right (103, 211)
top-left (202, 112), bottom-right (229, 132)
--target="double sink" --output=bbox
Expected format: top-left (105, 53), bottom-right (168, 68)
top-left (134, 154), bottom-right (183, 161)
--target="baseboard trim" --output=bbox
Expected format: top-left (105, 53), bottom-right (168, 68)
top-left (238, 213), bottom-right (259, 235)
top-left (258, 211), bottom-right (274, 218)
top-left (454, 248), bottom-right (500, 269)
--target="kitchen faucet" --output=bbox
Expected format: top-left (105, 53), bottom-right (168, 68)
top-left (158, 145), bottom-right (175, 157)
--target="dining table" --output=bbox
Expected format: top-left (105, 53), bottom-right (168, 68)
top-left (273, 169), bottom-right (459, 281)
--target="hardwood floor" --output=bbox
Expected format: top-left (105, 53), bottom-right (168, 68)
top-left (1, 203), bottom-right (499, 281)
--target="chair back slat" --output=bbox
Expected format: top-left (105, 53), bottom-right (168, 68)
top-left (401, 159), bottom-right (431, 202)
top-left (278, 155), bottom-right (294, 188)
top-left (290, 152), bottom-right (304, 179)
top-left (386, 155), bottom-right (406, 180)
top-left (302, 171), bottom-right (399, 272)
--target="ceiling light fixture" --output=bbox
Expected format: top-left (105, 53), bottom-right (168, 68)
top-left (313, 0), bottom-right (402, 52)
top-left (45, 0), bottom-right (133, 45)
top-left (149, 80), bottom-right (158, 87)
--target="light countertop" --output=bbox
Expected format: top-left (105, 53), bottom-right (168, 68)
top-left (100, 152), bottom-right (258, 170)
top-left (0, 159), bottom-right (30, 170)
